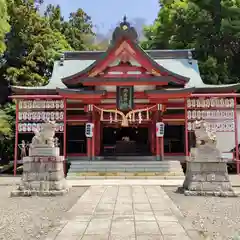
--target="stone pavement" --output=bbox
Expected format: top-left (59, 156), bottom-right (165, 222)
top-left (2, 174), bottom-right (240, 187)
top-left (46, 185), bottom-right (202, 240)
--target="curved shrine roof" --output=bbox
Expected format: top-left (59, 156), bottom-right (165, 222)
top-left (10, 17), bottom-right (240, 95)
top-left (11, 56), bottom-right (240, 94)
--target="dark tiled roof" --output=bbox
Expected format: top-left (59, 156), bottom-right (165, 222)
top-left (194, 85), bottom-right (240, 93)
top-left (56, 88), bottom-right (106, 95)
top-left (145, 88), bottom-right (195, 95)
top-left (63, 49), bottom-right (194, 61)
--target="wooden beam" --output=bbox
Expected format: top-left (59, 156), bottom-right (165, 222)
top-left (105, 65), bottom-right (146, 73)
top-left (106, 92), bottom-right (147, 98)
top-left (82, 81), bottom-right (168, 86)
top-left (95, 104), bottom-right (155, 109)
top-left (103, 73), bottom-right (152, 78)
top-left (9, 95), bottom-right (62, 99)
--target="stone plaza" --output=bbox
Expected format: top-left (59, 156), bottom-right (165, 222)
top-left (45, 185), bottom-right (202, 240)
top-left (1, 177), bottom-right (240, 239)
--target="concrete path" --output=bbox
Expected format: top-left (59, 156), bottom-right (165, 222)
top-left (47, 185), bottom-right (202, 240)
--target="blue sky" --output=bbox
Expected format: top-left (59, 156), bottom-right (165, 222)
top-left (42, 0), bottom-right (159, 33)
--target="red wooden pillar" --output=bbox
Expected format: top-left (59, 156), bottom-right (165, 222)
top-left (160, 109), bottom-right (164, 161)
top-left (234, 96), bottom-right (239, 174)
top-left (97, 116), bottom-right (101, 156)
top-left (63, 98), bottom-right (67, 175)
top-left (14, 100), bottom-right (19, 176)
top-left (87, 105), bottom-right (92, 161)
top-left (156, 134), bottom-right (160, 160)
top-left (151, 120), bottom-right (155, 154)
top-left (91, 110), bottom-right (96, 161)
top-left (87, 138), bottom-right (91, 160)
top-left (184, 98), bottom-right (189, 158)
top-left (156, 104), bottom-right (164, 161)
top-left (156, 110), bottom-right (161, 161)
top-left (160, 134), bottom-right (164, 160)
top-left (100, 121), bottom-right (103, 155)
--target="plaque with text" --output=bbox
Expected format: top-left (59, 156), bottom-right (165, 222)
top-left (117, 86), bottom-right (133, 110)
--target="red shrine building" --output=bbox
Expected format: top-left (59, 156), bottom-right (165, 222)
top-left (10, 18), bottom-right (240, 175)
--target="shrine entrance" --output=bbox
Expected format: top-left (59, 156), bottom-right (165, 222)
top-left (164, 125), bottom-right (185, 155)
top-left (102, 126), bottom-right (151, 156)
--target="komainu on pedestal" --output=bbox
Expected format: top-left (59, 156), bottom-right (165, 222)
top-left (11, 121), bottom-right (70, 197)
top-left (179, 120), bottom-right (237, 197)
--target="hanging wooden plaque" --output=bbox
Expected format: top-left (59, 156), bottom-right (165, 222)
top-left (117, 86), bottom-right (134, 110)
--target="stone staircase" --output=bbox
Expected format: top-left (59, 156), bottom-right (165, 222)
top-left (67, 156), bottom-right (185, 179)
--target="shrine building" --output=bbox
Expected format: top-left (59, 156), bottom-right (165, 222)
top-left (10, 18), bottom-right (240, 175)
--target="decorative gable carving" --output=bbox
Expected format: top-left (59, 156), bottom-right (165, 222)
top-left (61, 16), bottom-right (190, 87)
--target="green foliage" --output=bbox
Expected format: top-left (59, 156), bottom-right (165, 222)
top-left (4, 0), bottom-right (71, 87)
top-left (0, 103), bottom-right (15, 161)
top-left (0, 0), bottom-right (96, 160)
top-left (0, 108), bottom-right (12, 140)
top-left (1, 0), bottom-right (96, 88)
top-left (142, 0), bottom-right (240, 84)
top-left (45, 6), bottom-right (95, 51)
top-left (0, 0), bottom-right (10, 54)
top-left (62, 9), bottom-right (95, 50)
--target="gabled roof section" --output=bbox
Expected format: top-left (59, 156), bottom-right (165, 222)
top-left (62, 17), bottom-right (190, 87)
top-left (10, 57), bottom-right (240, 95)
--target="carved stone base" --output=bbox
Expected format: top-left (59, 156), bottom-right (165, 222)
top-left (29, 147), bottom-right (60, 157)
top-left (11, 189), bottom-right (69, 197)
top-left (180, 161), bottom-right (238, 197)
top-left (11, 151), bottom-right (70, 197)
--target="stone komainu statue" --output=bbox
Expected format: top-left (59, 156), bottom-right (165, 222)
top-left (31, 121), bottom-right (56, 148)
top-left (181, 120), bottom-right (237, 197)
top-left (190, 120), bottom-right (218, 160)
top-left (194, 120), bottom-right (217, 147)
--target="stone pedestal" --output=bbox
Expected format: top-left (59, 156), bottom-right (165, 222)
top-left (11, 147), bottom-right (70, 197)
top-left (180, 146), bottom-right (237, 197)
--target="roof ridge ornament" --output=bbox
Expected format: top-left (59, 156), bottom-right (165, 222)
top-left (111, 16), bottom-right (138, 44)
top-left (123, 15), bottom-right (127, 24)
top-left (120, 15), bottom-right (130, 30)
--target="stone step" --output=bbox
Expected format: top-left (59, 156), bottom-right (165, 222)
top-left (69, 170), bottom-right (183, 173)
top-left (68, 160), bottom-right (184, 177)
top-left (70, 166), bottom-right (182, 170)
top-left (67, 174), bottom-right (185, 180)
top-left (69, 164), bottom-right (183, 168)
top-left (69, 163), bottom-right (183, 169)
top-left (70, 160), bottom-right (182, 165)
top-left (67, 172), bottom-right (185, 179)
top-left (67, 156), bottom-right (187, 162)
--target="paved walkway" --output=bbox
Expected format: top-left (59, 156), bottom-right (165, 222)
top-left (69, 179), bottom-right (184, 187)
top-left (2, 175), bottom-right (240, 187)
top-left (46, 185), bottom-right (202, 240)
